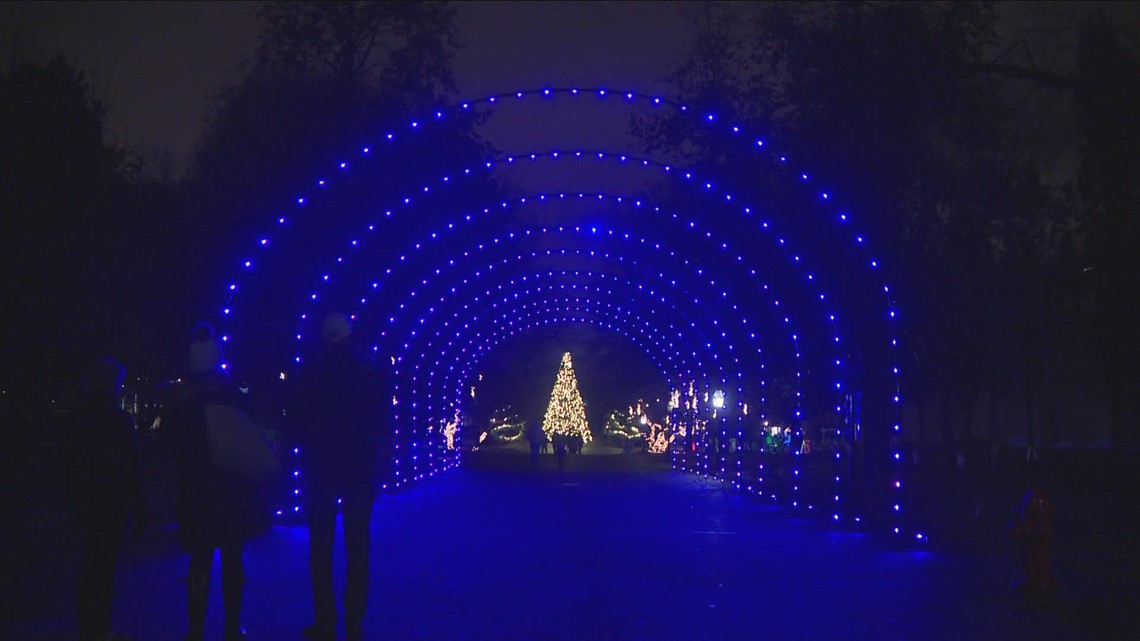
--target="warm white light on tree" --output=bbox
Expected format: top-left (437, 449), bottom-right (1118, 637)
top-left (542, 351), bottom-right (592, 443)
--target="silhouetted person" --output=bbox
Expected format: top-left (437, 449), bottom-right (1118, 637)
top-left (554, 433), bottom-right (568, 471)
top-left (527, 421), bottom-right (545, 465)
top-left (292, 313), bottom-right (387, 641)
top-left (64, 357), bottom-right (147, 641)
top-left (162, 323), bottom-right (269, 641)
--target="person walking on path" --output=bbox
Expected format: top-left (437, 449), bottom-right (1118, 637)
top-left (64, 357), bottom-right (148, 641)
top-left (553, 433), bottom-right (568, 472)
top-left (527, 420), bottom-right (545, 466)
top-left (161, 323), bottom-right (270, 641)
top-left (292, 313), bottom-right (388, 641)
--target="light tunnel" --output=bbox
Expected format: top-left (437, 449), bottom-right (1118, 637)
top-left (214, 88), bottom-right (919, 541)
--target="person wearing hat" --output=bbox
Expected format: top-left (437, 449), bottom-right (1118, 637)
top-left (161, 322), bottom-right (269, 641)
top-left (64, 356), bottom-right (147, 641)
top-left (291, 313), bottom-right (389, 641)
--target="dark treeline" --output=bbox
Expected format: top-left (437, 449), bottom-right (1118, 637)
top-left (632, 2), bottom-right (1139, 451)
top-left (1, 1), bottom-right (486, 416)
top-left (1, 1), bottom-right (1137, 451)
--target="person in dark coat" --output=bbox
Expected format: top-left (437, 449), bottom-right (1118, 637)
top-left (553, 432), bottom-right (568, 472)
top-left (161, 323), bottom-right (269, 641)
top-left (291, 313), bottom-right (388, 641)
top-left (527, 421), bottom-right (545, 465)
top-left (64, 356), bottom-right (147, 641)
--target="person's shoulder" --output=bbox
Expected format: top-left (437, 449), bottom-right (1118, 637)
top-left (107, 408), bottom-right (137, 442)
top-left (196, 373), bottom-right (235, 395)
top-left (360, 358), bottom-right (384, 376)
top-left (170, 374), bottom-right (238, 407)
top-left (215, 380), bottom-right (249, 407)
top-left (307, 345), bottom-right (353, 369)
top-left (348, 350), bottom-right (381, 373)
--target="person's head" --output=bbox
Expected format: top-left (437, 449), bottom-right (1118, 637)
top-left (83, 357), bottom-right (125, 402)
top-left (322, 312), bottom-right (352, 346)
top-left (188, 321), bottom-right (225, 375)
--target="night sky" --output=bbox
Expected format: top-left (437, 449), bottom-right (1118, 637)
top-left (1, 1), bottom-right (691, 178)
top-left (3, 1), bottom-right (1136, 182)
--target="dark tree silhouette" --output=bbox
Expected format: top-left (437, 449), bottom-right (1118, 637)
top-left (170, 1), bottom-right (496, 385)
top-left (633, 2), bottom-right (1132, 449)
top-left (189, 1), bottom-right (474, 242)
top-left (0, 56), bottom-right (133, 393)
top-left (1073, 11), bottom-right (1140, 452)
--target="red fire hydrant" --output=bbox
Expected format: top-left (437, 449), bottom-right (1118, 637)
top-left (1012, 488), bottom-right (1057, 595)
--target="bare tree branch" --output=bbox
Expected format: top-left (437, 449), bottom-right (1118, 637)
top-left (972, 62), bottom-right (1075, 90)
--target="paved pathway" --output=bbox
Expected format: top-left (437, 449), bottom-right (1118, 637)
top-left (4, 452), bottom-right (1128, 640)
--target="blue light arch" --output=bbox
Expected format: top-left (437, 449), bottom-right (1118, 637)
top-left (215, 88), bottom-right (920, 542)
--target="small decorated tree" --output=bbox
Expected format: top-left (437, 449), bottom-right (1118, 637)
top-left (542, 352), bottom-right (592, 443)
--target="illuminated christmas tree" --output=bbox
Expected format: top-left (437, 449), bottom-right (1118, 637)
top-left (542, 352), bottom-right (592, 443)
